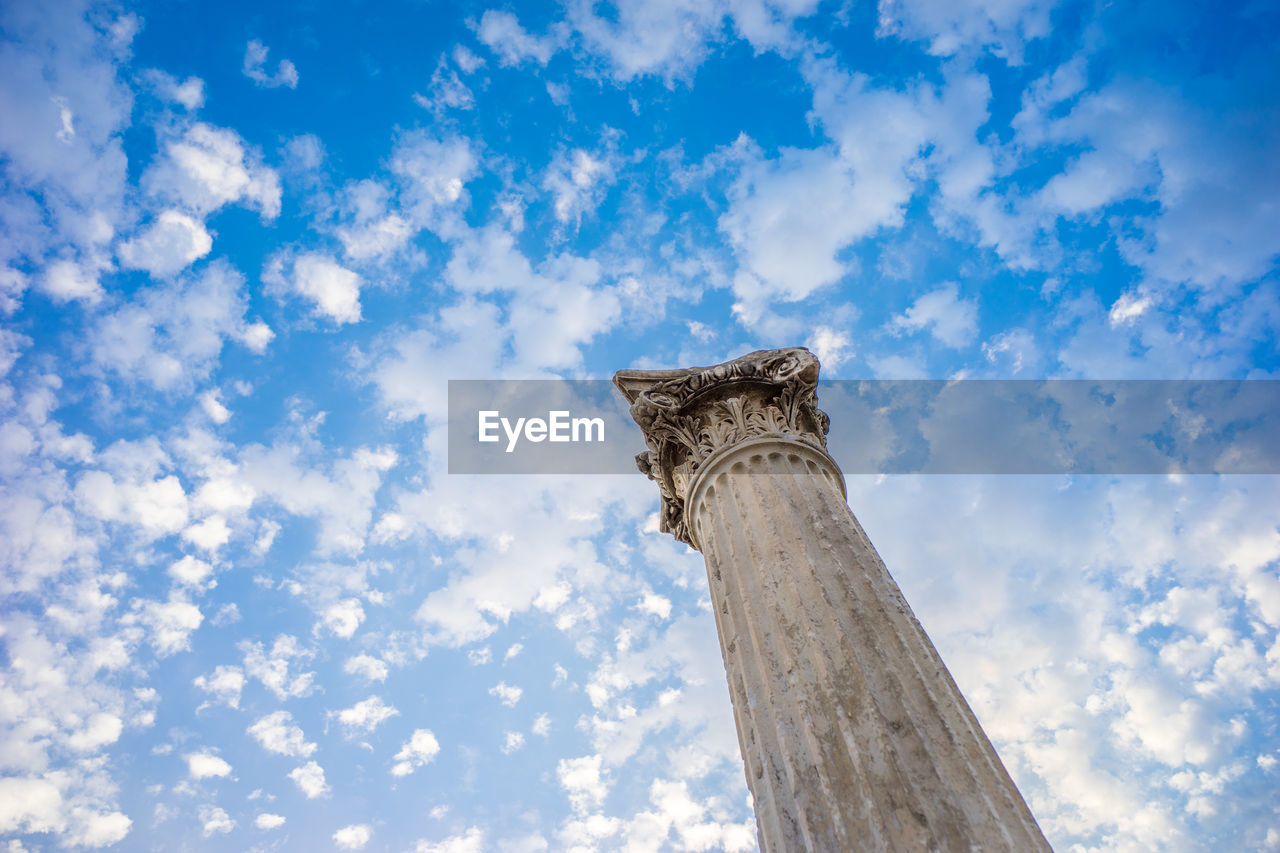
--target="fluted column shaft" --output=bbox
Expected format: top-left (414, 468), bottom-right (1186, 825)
top-left (686, 437), bottom-right (1050, 853)
top-left (615, 347), bottom-right (1050, 853)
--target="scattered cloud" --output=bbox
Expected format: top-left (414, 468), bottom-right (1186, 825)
top-left (241, 634), bottom-right (317, 700)
top-left (345, 654), bottom-right (390, 682)
top-left (248, 711), bottom-right (317, 758)
top-left (489, 681), bottom-right (523, 707)
top-left (543, 147), bottom-right (618, 227)
top-left (392, 729), bottom-right (441, 777)
top-left (265, 252), bottom-right (363, 325)
top-left (557, 754), bottom-right (609, 814)
top-left (117, 210), bottom-right (212, 278)
top-left (476, 11), bottom-right (558, 67)
top-left (186, 751), bottom-right (232, 780)
top-left (2, 2), bottom-right (1277, 851)
top-left (336, 695), bottom-right (400, 733)
top-left (143, 70), bottom-right (205, 109)
top-left (888, 282), bottom-right (979, 348)
top-left (334, 824), bottom-right (372, 849)
top-left (193, 665), bottom-right (244, 708)
top-left (243, 39), bottom-right (299, 89)
top-left (199, 805), bottom-right (235, 837)
top-left (875, 0), bottom-right (1053, 61)
top-left (144, 122), bottom-right (282, 218)
top-left (288, 761), bottom-right (331, 798)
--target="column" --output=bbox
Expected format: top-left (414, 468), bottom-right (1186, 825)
top-left (615, 348), bottom-right (1051, 853)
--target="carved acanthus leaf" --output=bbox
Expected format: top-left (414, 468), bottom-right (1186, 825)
top-left (615, 348), bottom-right (833, 545)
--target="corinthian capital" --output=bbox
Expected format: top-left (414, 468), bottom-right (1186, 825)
top-left (613, 347), bottom-right (832, 545)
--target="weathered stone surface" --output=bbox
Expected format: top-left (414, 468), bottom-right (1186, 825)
top-left (616, 348), bottom-right (1052, 853)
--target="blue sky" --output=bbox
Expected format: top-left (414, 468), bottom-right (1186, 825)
top-left (2, 0), bottom-right (1279, 850)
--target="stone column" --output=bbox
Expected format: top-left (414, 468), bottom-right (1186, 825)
top-left (615, 348), bottom-right (1051, 853)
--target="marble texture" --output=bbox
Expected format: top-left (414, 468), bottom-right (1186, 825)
top-left (616, 348), bottom-right (1051, 852)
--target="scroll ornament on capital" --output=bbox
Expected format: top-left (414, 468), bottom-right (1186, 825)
top-left (616, 348), bottom-right (832, 546)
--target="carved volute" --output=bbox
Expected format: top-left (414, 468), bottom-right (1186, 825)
top-left (614, 347), bottom-right (831, 545)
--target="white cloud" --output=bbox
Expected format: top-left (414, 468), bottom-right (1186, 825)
top-left (334, 824), bottom-right (372, 849)
top-left (722, 60), bottom-right (978, 326)
top-left (439, 226), bottom-right (621, 370)
top-left (0, 778), bottom-right (64, 836)
top-left (131, 593), bottom-right (203, 657)
top-left (255, 812), bottom-right (286, 830)
top-left (391, 729), bottom-right (441, 776)
top-left (337, 211), bottom-right (413, 261)
top-left (414, 57), bottom-right (475, 116)
top-left (193, 475), bottom-right (255, 515)
top-left (336, 695), bottom-right (399, 733)
top-left (453, 44), bottom-right (485, 73)
top-left (65, 809), bottom-right (133, 848)
top-left (981, 328), bottom-right (1039, 375)
top-left (66, 713), bottom-right (122, 753)
top-left (248, 711), bottom-right (317, 758)
top-left (565, 0), bottom-right (818, 82)
top-left (90, 260), bottom-right (264, 390)
top-left (557, 754), bottom-right (609, 814)
top-left (193, 665), bottom-right (244, 708)
top-left (186, 750), bottom-right (232, 780)
top-left (145, 122), bottom-right (281, 218)
top-left (875, 0), bottom-right (1053, 61)
top-left (888, 282), bottom-right (979, 348)
top-left (502, 731), bottom-right (526, 754)
top-left (117, 210), bottom-right (212, 278)
top-left (720, 146), bottom-right (863, 311)
top-left (543, 148), bottom-right (617, 227)
top-left (239, 320), bottom-right (275, 353)
top-left (345, 654), bottom-right (389, 682)
top-left (477, 11), bottom-right (558, 66)
top-left (75, 470), bottom-right (189, 536)
top-left (809, 326), bottom-right (854, 371)
top-left (236, 442), bottom-right (396, 556)
top-left (266, 252), bottom-right (363, 325)
top-left (390, 132), bottom-right (480, 229)
top-left (399, 476), bottom-right (644, 653)
top-left (416, 827), bottom-right (485, 853)
top-left (38, 258), bottom-right (102, 304)
top-left (199, 805), bottom-right (234, 837)
top-left (1108, 290), bottom-right (1153, 326)
top-left (241, 634), bottom-right (316, 700)
top-left (168, 555), bottom-right (215, 589)
top-left (243, 39), bottom-right (299, 89)
top-left (323, 598), bottom-right (366, 638)
top-left (0, 1), bottom-right (132, 309)
top-left (369, 301), bottom-right (505, 422)
top-left (182, 514), bottom-right (231, 552)
top-left (199, 390), bottom-right (231, 424)
top-left (635, 592), bottom-right (672, 620)
top-left (288, 761), bottom-right (330, 798)
top-left (489, 681), bottom-right (523, 707)
top-left (532, 714), bottom-right (551, 737)
top-left (718, 108), bottom-right (930, 325)
top-left (1033, 79), bottom-right (1280, 294)
top-left (0, 268), bottom-right (28, 315)
top-left (144, 70), bottom-right (205, 109)
top-left (624, 778), bottom-right (756, 852)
